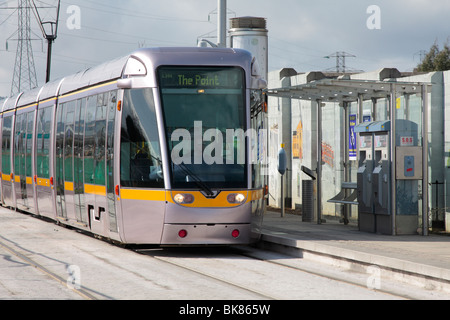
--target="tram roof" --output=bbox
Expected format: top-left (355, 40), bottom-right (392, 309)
top-left (58, 55), bottom-right (130, 96)
top-left (2, 93), bottom-right (21, 112)
top-left (1, 47), bottom-right (254, 111)
top-left (17, 86), bottom-right (43, 107)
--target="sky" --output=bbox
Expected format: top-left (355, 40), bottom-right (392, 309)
top-left (0, 0), bottom-right (449, 97)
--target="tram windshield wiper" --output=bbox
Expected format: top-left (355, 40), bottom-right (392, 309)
top-left (176, 163), bottom-right (214, 197)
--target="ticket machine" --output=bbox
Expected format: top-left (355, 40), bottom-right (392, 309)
top-left (355, 121), bottom-right (390, 233)
top-left (370, 121), bottom-right (391, 234)
top-left (395, 120), bottom-right (421, 234)
top-left (355, 120), bottom-right (420, 234)
top-left (373, 130), bottom-right (390, 216)
top-left (355, 123), bottom-right (374, 231)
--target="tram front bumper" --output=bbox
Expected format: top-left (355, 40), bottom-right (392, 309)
top-left (160, 223), bottom-right (251, 245)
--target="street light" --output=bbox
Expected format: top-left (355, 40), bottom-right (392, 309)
top-left (29, 0), bottom-right (61, 83)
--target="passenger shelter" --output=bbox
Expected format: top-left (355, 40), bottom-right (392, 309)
top-left (267, 69), bottom-right (431, 235)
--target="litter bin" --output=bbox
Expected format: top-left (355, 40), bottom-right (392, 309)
top-left (302, 180), bottom-right (314, 222)
top-left (301, 166), bottom-right (316, 222)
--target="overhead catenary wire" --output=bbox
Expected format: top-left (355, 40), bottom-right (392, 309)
top-left (60, 0), bottom-right (210, 24)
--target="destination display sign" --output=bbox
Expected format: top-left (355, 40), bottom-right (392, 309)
top-left (158, 67), bottom-right (243, 89)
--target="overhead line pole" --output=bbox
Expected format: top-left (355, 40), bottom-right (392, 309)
top-left (29, 0), bottom-right (61, 83)
top-left (217, 0), bottom-right (226, 47)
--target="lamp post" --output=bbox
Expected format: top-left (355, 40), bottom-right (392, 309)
top-left (30, 0), bottom-right (60, 83)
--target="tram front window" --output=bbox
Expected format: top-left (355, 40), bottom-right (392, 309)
top-left (120, 88), bottom-right (164, 188)
top-left (158, 66), bottom-right (247, 190)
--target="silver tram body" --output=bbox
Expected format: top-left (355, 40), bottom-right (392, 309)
top-left (0, 47), bottom-right (267, 245)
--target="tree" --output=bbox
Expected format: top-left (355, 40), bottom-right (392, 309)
top-left (416, 41), bottom-right (450, 72)
top-left (434, 44), bottom-right (450, 71)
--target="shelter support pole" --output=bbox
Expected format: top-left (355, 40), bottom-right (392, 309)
top-left (422, 84), bottom-right (429, 236)
top-left (405, 94), bottom-right (410, 120)
top-left (343, 101), bottom-right (350, 224)
top-left (358, 94), bottom-right (363, 123)
top-left (389, 84), bottom-right (397, 235)
top-left (316, 99), bottom-right (322, 224)
top-left (371, 98), bottom-right (377, 121)
top-left (281, 173), bottom-right (285, 217)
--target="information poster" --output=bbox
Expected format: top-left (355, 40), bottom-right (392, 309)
top-left (349, 114), bottom-right (357, 160)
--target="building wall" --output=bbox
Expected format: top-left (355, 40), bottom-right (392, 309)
top-left (444, 71), bottom-right (450, 230)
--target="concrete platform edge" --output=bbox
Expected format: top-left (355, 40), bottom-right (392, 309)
top-left (259, 231), bottom-right (450, 284)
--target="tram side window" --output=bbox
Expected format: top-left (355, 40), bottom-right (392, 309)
top-left (2, 116), bottom-right (13, 175)
top-left (73, 99), bottom-right (86, 190)
top-left (73, 98), bottom-right (86, 222)
top-left (250, 90), bottom-right (265, 189)
top-left (14, 113), bottom-right (26, 178)
top-left (55, 102), bottom-right (65, 188)
top-left (84, 95), bottom-right (97, 185)
top-left (26, 112), bottom-right (33, 177)
top-left (64, 101), bottom-right (75, 183)
top-left (56, 101), bottom-right (75, 185)
top-left (36, 107), bottom-right (52, 179)
top-left (94, 93), bottom-right (107, 186)
top-left (120, 88), bottom-right (164, 188)
top-left (106, 91), bottom-right (117, 232)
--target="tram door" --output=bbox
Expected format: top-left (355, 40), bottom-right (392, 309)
top-left (13, 111), bottom-right (35, 212)
top-left (93, 93), bottom-right (108, 234)
top-left (83, 93), bottom-right (111, 235)
top-left (73, 99), bottom-right (87, 225)
top-left (54, 92), bottom-right (118, 236)
top-left (35, 106), bottom-right (53, 217)
top-left (106, 91), bottom-right (118, 234)
top-left (1, 115), bottom-right (14, 207)
top-left (55, 103), bottom-right (67, 219)
top-left (55, 101), bottom-right (76, 221)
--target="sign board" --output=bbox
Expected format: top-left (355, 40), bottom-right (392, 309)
top-left (158, 67), bottom-right (243, 89)
top-left (278, 148), bottom-right (287, 175)
top-left (349, 114), bottom-right (357, 160)
top-left (400, 136), bottom-right (414, 146)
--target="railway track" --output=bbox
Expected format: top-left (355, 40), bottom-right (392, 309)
top-left (0, 230), bottom-right (408, 301)
top-left (0, 236), bottom-right (98, 300)
top-left (2, 210), bottom-right (449, 301)
top-left (134, 246), bottom-right (416, 300)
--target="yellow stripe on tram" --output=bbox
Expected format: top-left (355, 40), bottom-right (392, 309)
top-left (84, 184), bottom-right (106, 196)
top-left (120, 189), bottom-right (166, 201)
top-left (64, 181), bottom-right (74, 192)
top-left (37, 178), bottom-right (50, 187)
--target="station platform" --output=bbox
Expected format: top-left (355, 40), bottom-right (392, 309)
top-left (260, 209), bottom-right (450, 292)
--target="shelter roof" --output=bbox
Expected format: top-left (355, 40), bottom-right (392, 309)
top-left (268, 70), bottom-right (431, 103)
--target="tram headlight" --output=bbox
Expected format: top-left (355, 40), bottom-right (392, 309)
top-left (235, 193), bottom-right (246, 203)
top-left (227, 193), bottom-right (246, 204)
top-left (174, 194), bottom-right (184, 204)
top-left (173, 193), bottom-right (194, 204)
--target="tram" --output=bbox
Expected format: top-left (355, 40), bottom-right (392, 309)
top-left (0, 47), bottom-right (268, 245)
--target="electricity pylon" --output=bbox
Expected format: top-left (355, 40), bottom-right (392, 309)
top-left (9, 0), bottom-right (38, 96)
top-left (324, 51), bottom-right (359, 74)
